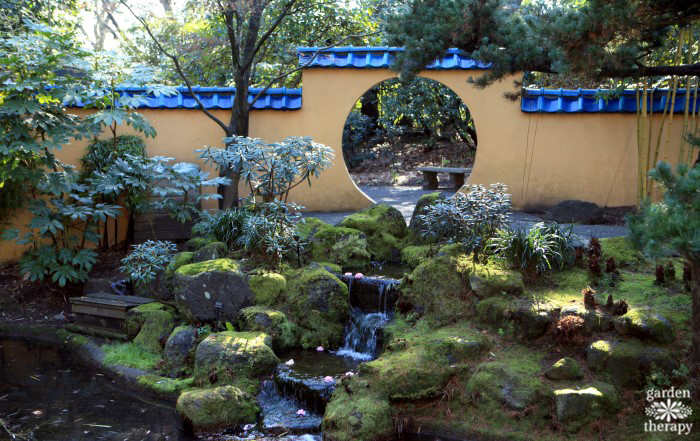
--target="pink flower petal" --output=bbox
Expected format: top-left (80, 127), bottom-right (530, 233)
top-left (297, 409), bottom-right (306, 415)
top-left (354, 273), bottom-right (364, 279)
top-left (323, 376), bottom-right (334, 382)
top-left (316, 346), bottom-right (324, 352)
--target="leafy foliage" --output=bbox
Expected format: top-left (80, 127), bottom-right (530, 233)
top-left (418, 183), bottom-right (510, 259)
top-left (80, 135), bottom-right (146, 178)
top-left (200, 136), bottom-right (334, 203)
top-left (488, 222), bottom-right (575, 278)
top-left (120, 240), bottom-right (178, 289)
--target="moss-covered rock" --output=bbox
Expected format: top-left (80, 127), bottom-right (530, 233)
top-left (192, 241), bottom-right (227, 263)
top-left (400, 253), bottom-right (472, 325)
top-left (476, 296), bottom-right (554, 340)
top-left (323, 377), bottom-right (393, 441)
top-left (466, 360), bottom-right (547, 411)
top-left (193, 331), bottom-right (279, 388)
top-left (408, 192), bottom-right (446, 241)
top-left (174, 259), bottom-right (252, 323)
top-left (183, 237), bottom-right (216, 252)
top-left (124, 302), bottom-right (176, 353)
top-left (286, 265), bottom-right (350, 349)
top-left (248, 271), bottom-right (287, 306)
top-left (554, 382), bottom-right (620, 432)
top-left (164, 325), bottom-right (197, 377)
top-left (468, 264), bottom-right (524, 298)
top-left (585, 339), bottom-right (677, 387)
top-left (545, 357), bottom-right (584, 380)
top-left (165, 252), bottom-right (194, 278)
top-left (561, 304), bottom-right (614, 332)
top-left (237, 306), bottom-right (297, 351)
top-left (400, 245), bottom-right (432, 268)
top-left (176, 385), bottom-right (259, 431)
top-left (360, 341), bottom-right (453, 401)
top-left (339, 204), bottom-right (408, 262)
top-left (600, 237), bottom-right (643, 266)
top-left (138, 374), bottom-right (194, 397)
top-left (613, 309), bottom-right (675, 344)
top-left (298, 217), bottom-right (372, 268)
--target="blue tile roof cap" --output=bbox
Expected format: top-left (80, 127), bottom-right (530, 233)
top-left (67, 86), bottom-right (302, 110)
top-left (297, 46), bottom-right (490, 70)
top-left (522, 88), bottom-right (700, 113)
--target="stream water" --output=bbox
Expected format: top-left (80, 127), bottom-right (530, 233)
top-left (0, 339), bottom-right (191, 441)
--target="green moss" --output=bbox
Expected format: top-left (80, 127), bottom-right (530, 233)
top-left (238, 306), bottom-right (297, 350)
top-left (400, 253), bottom-right (473, 325)
top-left (545, 357), bottom-right (584, 380)
top-left (165, 252), bottom-right (194, 278)
top-left (286, 266), bottom-right (350, 348)
top-left (316, 261), bottom-right (343, 273)
top-left (554, 382), bottom-right (621, 432)
top-left (193, 331), bottom-right (279, 388)
top-left (138, 374), bottom-right (195, 396)
top-left (475, 296), bottom-right (510, 325)
top-left (176, 385), bottom-right (259, 431)
top-left (469, 263), bottom-right (524, 298)
top-left (401, 245), bottom-right (432, 268)
top-left (183, 237), bottom-right (215, 252)
top-left (323, 377), bottom-right (393, 441)
top-left (103, 342), bottom-right (160, 371)
top-left (249, 272), bottom-right (287, 306)
top-left (615, 308), bottom-right (675, 343)
top-left (176, 258), bottom-right (240, 276)
top-left (56, 327), bottom-right (96, 345)
top-left (125, 303), bottom-right (176, 353)
top-left (600, 237), bottom-right (644, 266)
top-left (339, 204), bottom-right (408, 262)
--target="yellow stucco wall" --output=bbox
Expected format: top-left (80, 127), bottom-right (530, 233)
top-left (0, 66), bottom-right (691, 261)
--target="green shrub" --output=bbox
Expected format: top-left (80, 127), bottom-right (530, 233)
top-left (120, 240), bottom-right (178, 288)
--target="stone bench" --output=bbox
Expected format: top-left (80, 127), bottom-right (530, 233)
top-left (416, 166), bottom-right (472, 190)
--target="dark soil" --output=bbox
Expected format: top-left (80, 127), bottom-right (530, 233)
top-left (0, 249), bottom-right (126, 325)
top-left (349, 133), bottom-right (474, 187)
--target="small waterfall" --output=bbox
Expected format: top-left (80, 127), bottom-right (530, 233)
top-left (335, 308), bottom-right (389, 360)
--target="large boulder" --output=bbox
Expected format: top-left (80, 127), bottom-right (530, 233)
top-left (408, 192), bottom-right (446, 240)
top-left (545, 357), bottom-right (584, 380)
top-left (554, 382), bottom-right (620, 432)
top-left (286, 265), bottom-right (351, 348)
top-left (339, 204), bottom-right (408, 262)
top-left (476, 297), bottom-right (555, 340)
top-left (544, 200), bottom-right (603, 224)
top-left (585, 339), bottom-right (677, 387)
top-left (299, 218), bottom-right (372, 268)
top-left (613, 309), bottom-right (675, 344)
top-left (164, 325), bottom-right (197, 377)
top-left (176, 386), bottom-right (259, 432)
top-left (193, 331), bottom-right (279, 387)
top-left (323, 377), bottom-right (393, 441)
top-left (249, 271), bottom-right (287, 306)
top-left (191, 241), bottom-right (227, 263)
top-left (465, 361), bottom-right (546, 411)
top-left (124, 302), bottom-right (176, 353)
top-left (399, 253), bottom-right (472, 325)
top-left (237, 306), bottom-right (297, 351)
top-left (468, 264), bottom-right (524, 299)
top-left (173, 259), bottom-right (252, 323)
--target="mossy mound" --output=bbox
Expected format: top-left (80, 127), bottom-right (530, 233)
top-left (323, 377), bottom-right (393, 441)
top-left (165, 252), bottom-right (194, 278)
top-left (193, 331), bottom-right (279, 388)
top-left (545, 357), bottom-right (584, 380)
top-left (600, 237), bottom-right (644, 266)
top-left (176, 385), bottom-right (259, 432)
top-left (183, 237), bottom-right (216, 252)
top-left (465, 358), bottom-right (547, 411)
top-left (339, 204), bottom-right (408, 262)
top-left (560, 304), bottom-right (614, 332)
top-left (298, 217), bottom-right (371, 268)
top-left (554, 382), bottom-right (620, 432)
top-left (249, 271), bottom-right (287, 306)
top-left (400, 245), bottom-right (432, 268)
top-left (399, 253), bottom-right (472, 325)
top-left (613, 308), bottom-right (675, 343)
top-left (475, 296), bottom-right (555, 340)
top-left (176, 258), bottom-right (240, 276)
top-left (138, 374), bottom-right (194, 397)
top-left (124, 302), bottom-right (176, 353)
top-left (468, 264), bottom-right (524, 298)
top-left (286, 265), bottom-right (350, 349)
top-left (237, 306), bottom-right (297, 351)
top-left (585, 339), bottom-right (677, 387)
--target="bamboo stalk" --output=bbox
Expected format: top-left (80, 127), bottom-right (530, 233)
top-left (663, 29), bottom-right (686, 162)
top-left (641, 78), bottom-right (649, 197)
top-left (680, 26), bottom-right (693, 164)
top-left (652, 80), bottom-right (673, 168)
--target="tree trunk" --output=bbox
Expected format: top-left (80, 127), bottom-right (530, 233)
top-left (691, 261), bottom-right (700, 400)
top-left (220, 78), bottom-right (251, 210)
top-left (360, 87), bottom-right (380, 134)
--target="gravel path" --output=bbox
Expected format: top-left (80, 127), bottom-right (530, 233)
top-left (302, 185), bottom-right (629, 240)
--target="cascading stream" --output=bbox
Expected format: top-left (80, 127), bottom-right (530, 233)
top-left (335, 308), bottom-right (389, 360)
